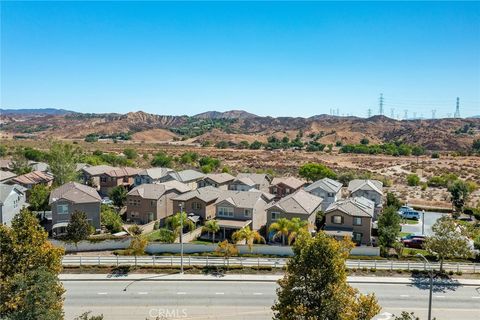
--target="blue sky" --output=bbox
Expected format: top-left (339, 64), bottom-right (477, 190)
top-left (1, 1), bottom-right (479, 118)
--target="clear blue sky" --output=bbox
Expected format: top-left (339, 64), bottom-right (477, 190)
top-left (1, 1), bottom-right (479, 118)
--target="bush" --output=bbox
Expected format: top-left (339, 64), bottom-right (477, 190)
top-left (431, 152), bottom-right (440, 159)
top-left (123, 148), bottom-right (137, 160)
top-left (153, 221), bottom-right (160, 230)
top-left (249, 140), bottom-right (263, 150)
top-left (406, 174), bottom-right (420, 186)
top-left (101, 205), bottom-right (123, 233)
top-left (360, 138), bottom-right (369, 145)
top-left (128, 224), bottom-right (142, 235)
top-left (151, 152), bottom-right (173, 167)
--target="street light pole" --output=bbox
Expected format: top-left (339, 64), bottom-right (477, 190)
top-left (417, 254), bottom-right (433, 320)
top-left (180, 202), bottom-right (184, 275)
top-left (422, 210), bottom-right (425, 235)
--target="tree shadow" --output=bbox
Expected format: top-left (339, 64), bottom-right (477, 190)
top-left (409, 272), bottom-right (460, 293)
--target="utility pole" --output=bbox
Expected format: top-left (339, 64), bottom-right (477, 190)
top-left (379, 93), bottom-right (384, 115)
top-left (454, 97), bottom-right (460, 118)
top-left (180, 202), bottom-right (185, 274)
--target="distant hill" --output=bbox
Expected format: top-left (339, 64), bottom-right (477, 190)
top-left (194, 110), bottom-right (258, 119)
top-left (0, 108), bottom-right (76, 115)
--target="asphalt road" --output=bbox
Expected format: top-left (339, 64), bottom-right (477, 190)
top-left (401, 211), bottom-right (447, 236)
top-left (63, 280), bottom-right (480, 320)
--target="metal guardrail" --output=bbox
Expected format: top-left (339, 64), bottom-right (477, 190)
top-left (62, 256), bottom-right (480, 273)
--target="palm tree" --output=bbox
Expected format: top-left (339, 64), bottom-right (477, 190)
top-left (165, 212), bottom-right (195, 240)
top-left (215, 240), bottom-right (238, 270)
top-left (287, 217), bottom-right (311, 245)
top-left (232, 226), bottom-right (265, 252)
top-left (269, 218), bottom-right (291, 246)
top-left (202, 219), bottom-right (220, 243)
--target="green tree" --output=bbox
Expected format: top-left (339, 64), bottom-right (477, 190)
top-left (238, 140), bottom-right (250, 149)
top-left (109, 186), bottom-right (127, 207)
top-left (298, 163), bottom-right (337, 182)
top-left (202, 219), bottom-right (220, 243)
top-left (386, 192), bottom-right (402, 210)
top-left (472, 139), bottom-right (480, 152)
top-left (232, 226), bottom-right (265, 252)
top-left (48, 142), bottom-right (80, 186)
top-left (100, 205), bottom-right (123, 233)
top-left (28, 184), bottom-right (51, 211)
top-left (272, 232), bottom-right (380, 320)
top-left (215, 240), bottom-right (238, 269)
top-left (165, 212), bottom-right (195, 239)
top-left (360, 138), bottom-right (369, 145)
top-left (151, 151), bottom-right (173, 167)
top-left (249, 140), bottom-right (263, 150)
top-left (412, 145), bottom-right (425, 164)
top-left (66, 211), bottom-right (91, 245)
top-left (448, 179), bottom-right (470, 213)
top-left (406, 174), bottom-right (420, 186)
top-left (128, 235), bottom-right (148, 256)
top-left (0, 208), bottom-right (64, 316)
top-left (74, 312), bottom-right (104, 320)
top-left (287, 217), bottom-right (310, 245)
top-left (123, 148), bottom-right (137, 160)
top-left (378, 206), bottom-right (401, 249)
top-left (424, 216), bottom-right (471, 272)
top-left (11, 148), bottom-right (31, 175)
top-left (0, 145), bottom-right (7, 157)
top-left (269, 218), bottom-right (291, 246)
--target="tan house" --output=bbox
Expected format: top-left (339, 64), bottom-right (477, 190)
top-left (266, 189), bottom-right (323, 241)
top-left (172, 186), bottom-right (224, 221)
top-left (49, 182), bottom-right (102, 237)
top-left (214, 190), bottom-right (275, 239)
top-left (126, 181), bottom-right (191, 224)
top-left (197, 173), bottom-right (235, 190)
top-left (161, 169), bottom-right (205, 190)
top-left (11, 170), bottom-right (54, 189)
top-left (81, 165), bottom-right (117, 190)
top-left (347, 179), bottom-right (383, 216)
top-left (134, 167), bottom-right (174, 186)
top-left (304, 178), bottom-right (343, 211)
top-left (323, 197), bottom-right (375, 246)
top-left (229, 173), bottom-right (271, 192)
top-left (0, 170), bottom-right (17, 183)
top-left (99, 167), bottom-right (141, 195)
top-left (269, 176), bottom-right (306, 200)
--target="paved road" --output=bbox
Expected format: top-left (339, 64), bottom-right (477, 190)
top-left (401, 211), bottom-right (447, 236)
top-left (63, 280), bottom-right (480, 320)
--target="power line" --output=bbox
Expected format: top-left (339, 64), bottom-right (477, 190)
top-left (454, 97), bottom-right (461, 118)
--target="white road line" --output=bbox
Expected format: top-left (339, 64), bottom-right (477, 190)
top-left (253, 292), bottom-right (263, 295)
top-left (472, 296), bottom-right (480, 299)
top-left (435, 296), bottom-right (446, 298)
top-left (400, 295), bottom-right (409, 297)
top-left (138, 292), bottom-right (148, 295)
top-left (177, 292), bottom-right (186, 295)
top-left (97, 292), bottom-right (108, 295)
top-left (215, 292), bottom-right (224, 295)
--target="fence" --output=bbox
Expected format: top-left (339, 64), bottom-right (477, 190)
top-left (62, 255), bottom-right (480, 273)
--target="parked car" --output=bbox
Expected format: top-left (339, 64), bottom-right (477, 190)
top-left (101, 197), bottom-right (113, 205)
top-left (400, 209), bottom-right (420, 220)
top-left (402, 237), bottom-right (425, 249)
top-left (398, 205), bottom-right (413, 214)
top-left (401, 234), bottom-right (425, 241)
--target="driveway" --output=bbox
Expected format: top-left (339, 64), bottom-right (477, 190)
top-left (401, 211), bottom-right (448, 236)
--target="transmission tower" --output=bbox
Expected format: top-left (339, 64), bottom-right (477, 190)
top-left (390, 108), bottom-right (394, 119)
top-left (454, 97), bottom-right (460, 118)
top-left (413, 112), bottom-right (417, 119)
top-left (404, 109), bottom-right (408, 120)
top-left (367, 108), bottom-right (372, 118)
top-left (337, 108), bottom-right (339, 116)
top-left (379, 93), bottom-right (384, 115)
top-left (431, 109), bottom-right (436, 119)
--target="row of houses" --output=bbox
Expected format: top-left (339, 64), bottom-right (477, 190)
top-left (1, 162), bottom-right (384, 246)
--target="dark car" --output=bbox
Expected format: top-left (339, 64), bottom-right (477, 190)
top-left (402, 237), bottom-right (425, 249)
top-left (401, 234), bottom-right (425, 241)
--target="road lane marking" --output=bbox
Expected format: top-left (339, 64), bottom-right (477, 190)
top-left (97, 292), bottom-right (108, 295)
top-left (177, 292), bottom-right (186, 295)
top-left (253, 292), bottom-right (263, 295)
top-left (138, 292), bottom-right (148, 295)
top-left (400, 295), bottom-right (409, 297)
top-left (215, 292), bottom-right (224, 295)
top-left (472, 296), bottom-right (480, 299)
top-left (435, 295), bottom-right (445, 298)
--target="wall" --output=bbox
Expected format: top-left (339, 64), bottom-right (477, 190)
top-left (50, 238), bottom-right (131, 252)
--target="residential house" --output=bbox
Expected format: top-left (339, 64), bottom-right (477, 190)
top-left (134, 167), bottom-right (174, 186)
top-left (160, 169), bottom-right (205, 190)
top-left (98, 167), bottom-right (141, 195)
top-left (214, 190), bottom-right (274, 239)
top-left (0, 170), bottom-right (16, 183)
top-left (229, 173), bottom-right (271, 192)
top-left (81, 165), bottom-right (117, 189)
top-left (49, 182), bottom-right (102, 236)
top-left (75, 163), bottom-right (90, 172)
top-left (266, 189), bottom-right (323, 241)
top-left (197, 173), bottom-right (235, 190)
top-left (28, 161), bottom-right (49, 172)
top-left (11, 170), bottom-right (54, 189)
top-left (269, 176), bottom-right (306, 200)
top-left (347, 179), bottom-right (383, 215)
top-left (0, 159), bottom-right (13, 171)
top-left (126, 181), bottom-right (191, 225)
top-left (304, 178), bottom-right (343, 211)
top-left (172, 186), bottom-right (224, 221)
top-left (0, 184), bottom-right (27, 226)
top-left (323, 197), bottom-right (375, 246)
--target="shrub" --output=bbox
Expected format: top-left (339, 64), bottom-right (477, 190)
top-left (128, 224), bottom-right (142, 235)
top-left (431, 152), bottom-right (440, 159)
top-left (406, 174), bottom-right (420, 186)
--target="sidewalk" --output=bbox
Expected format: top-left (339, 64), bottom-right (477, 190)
top-left (59, 273), bottom-right (480, 286)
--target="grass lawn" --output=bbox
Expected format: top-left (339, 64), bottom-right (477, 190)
top-left (401, 219), bottom-right (419, 225)
top-left (402, 248), bottom-right (429, 258)
top-left (399, 232), bottom-right (412, 238)
top-left (190, 240), bottom-right (215, 245)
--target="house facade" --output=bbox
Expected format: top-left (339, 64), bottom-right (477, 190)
top-left (160, 169), bottom-right (205, 190)
top-left (134, 167), bottom-right (174, 186)
top-left (269, 177), bottom-right (305, 200)
top-left (98, 167), bottom-right (141, 195)
top-left (171, 186), bottom-right (223, 221)
top-left (81, 165), bottom-right (117, 190)
top-left (229, 173), bottom-right (271, 192)
top-left (304, 178), bottom-right (343, 211)
top-left (323, 197), bottom-right (375, 246)
top-left (0, 184), bottom-right (27, 226)
top-left (347, 179), bottom-right (383, 215)
top-left (197, 173), bottom-right (235, 190)
top-left (49, 182), bottom-right (102, 236)
top-left (126, 181), bottom-right (191, 224)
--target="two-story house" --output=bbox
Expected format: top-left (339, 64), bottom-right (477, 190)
top-left (10, 170), bottom-right (54, 190)
top-left (160, 169), bottom-right (205, 190)
top-left (98, 167), bottom-right (141, 195)
top-left (323, 197), bottom-right (375, 246)
top-left (304, 178), bottom-right (343, 211)
top-left (229, 173), bottom-right (271, 192)
top-left (81, 165), bottom-right (117, 190)
top-left (49, 182), bottom-right (102, 237)
top-left (0, 183), bottom-right (27, 226)
top-left (126, 181), bottom-right (191, 225)
top-left (347, 179), bottom-right (383, 216)
top-left (266, 189), bottom-right (323, 241)
top-left (197, 173), bottom-right (235, 190)
top-left (172, 186), bottom-right (224, 221)
top-left (214, 190), bottom-right (275, 240)
top-left (269, 177), bottom-right (306, 200)
top-left (134, 167), bottom-right (174, 186)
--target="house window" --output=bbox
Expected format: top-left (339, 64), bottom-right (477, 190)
top-left (218, 207), bottom-right (234, 217)
top-left (327, 192), bottom-right (334, 197)
top-left (100, 177), bottom-right (107, 183)
top-left (151, 200), bottom-right (156, 207)
top-left (285, 188), bottom-right (291, 194)
top-left (271, 212), bottom-right (280, 221)
top-left (353, 232), bottom-right (362, 243)
top-left (123, 177), bottom-right (129, 183)
top-left (332, 215), bottom-right (343, 224)
top-left (353, 217), bottom-right (362, 226)
top-left (244, 209), bottom-right (252, 218)
top-left (57, 204), bottom-right (69, 215)
top-left (272, 187), bottom-right (277, 194)
top-left (191, 202), bottom-right (202, 210)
